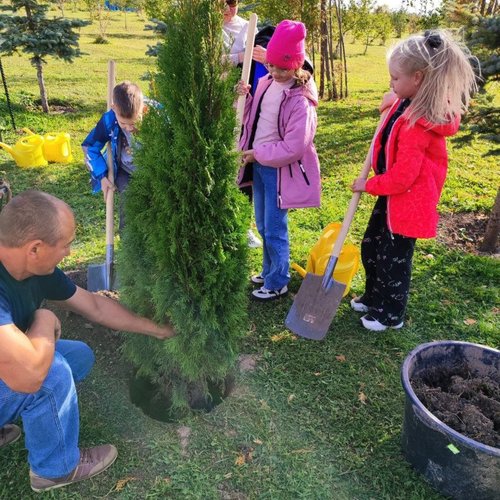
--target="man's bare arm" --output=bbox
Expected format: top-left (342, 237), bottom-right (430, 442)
top-left (0, 309), bottom-right (60, 393)
top-left (53, 286), bottom-right (174, 339)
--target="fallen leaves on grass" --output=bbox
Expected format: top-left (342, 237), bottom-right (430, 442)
top-left (463, 318), bottom-right (477, 325)
top-left (290, 448), bottom-right (314, 454)
top-left (235, 447), bottom-right (254, 466)
top-left (335, 354), bottom-right (347, 362)
top-left (358, 391), bottom-right (368, 404)
top-left (114, 477), bottom-right (137, 492)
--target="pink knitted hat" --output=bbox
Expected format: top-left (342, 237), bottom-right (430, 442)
top-left (266, 20), bottom-right (306, 70)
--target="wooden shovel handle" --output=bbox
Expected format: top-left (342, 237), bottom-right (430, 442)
top-left (235, 13), bottom-right (258, 130)
top-left (331, 110), bottom-right (389, 259)
top-left (321, 110), bottom-right (389, 287)
top-left (105, 60), bottom-right (115, 247)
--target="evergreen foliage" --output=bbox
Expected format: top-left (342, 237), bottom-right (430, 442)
top-left (119, 0), bottom-right (250, 412)
top-left (0, 0), bottom-right (88, 112)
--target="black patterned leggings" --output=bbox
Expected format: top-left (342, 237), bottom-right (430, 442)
top-left (360, 197), bottom-right (416, 326)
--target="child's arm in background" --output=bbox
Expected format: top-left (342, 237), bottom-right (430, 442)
top-left (252, 99), bottom-right (315, 167)
top-left (81, 111), bottom-right (114, 194)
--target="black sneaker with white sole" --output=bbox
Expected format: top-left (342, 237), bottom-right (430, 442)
top-left (252, 285), bottom-right (288, 301)
top-left (360, 314), bottom-right (403, 331)
top-left (251, 274), bottom-right (265, 285)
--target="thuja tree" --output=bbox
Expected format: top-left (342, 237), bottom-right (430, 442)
top-left (119, 0), bottom-right (250, 413)
top-left (0, 0), bottom-right (88, 113)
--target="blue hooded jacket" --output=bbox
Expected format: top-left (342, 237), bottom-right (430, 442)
top-left (82, 109), bottom-right (127, 193)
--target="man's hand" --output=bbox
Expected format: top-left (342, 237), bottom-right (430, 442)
top-left (100, 177), bottom-right (115, 202)
top-left (0, 308), bottom-right (60, 392)
top-left (30, 309), bottom-right (61, 342)
top-left (351, 178), bottom-right (367, 193)
top-left (151, 324), bottom-right (175, 340)
top-left (57, 287), bottom-right (176, 340)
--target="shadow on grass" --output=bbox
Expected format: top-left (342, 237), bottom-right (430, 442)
top-left (0, 98), bottom-right (106, 118)
top-left (107, 32), bottom-right (156, 40)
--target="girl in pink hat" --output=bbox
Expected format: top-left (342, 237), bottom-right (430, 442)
top-left (237, 20), bottom-right (321, 301)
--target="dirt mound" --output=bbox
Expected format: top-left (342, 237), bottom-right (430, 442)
top-left (437, 212), bottom-right (496, 255)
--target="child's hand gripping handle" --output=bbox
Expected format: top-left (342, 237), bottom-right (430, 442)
top-left (322, 110), bottom-right (389, 290)
top-left (235, 13), bottom-right (258, 131)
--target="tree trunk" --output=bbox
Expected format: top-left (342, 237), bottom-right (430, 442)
top-left (35, 58), bottom-right (49, 113)
top-left (23, 3), bottom-right (49, 113)
top-left (485, 0), bottom-right (497, 15)
top-left (311, 31), bottom-right (316, 81)
top-left (334, 0), bottom-right (348, 98)
top-left (0, 58), bottom-right (16, 129)
top-left (320, 0), bottom-right (332, 99)
top-left (479, 0), bottom-right (487, 15)
top-left (479, 187), bottom-right (500, 253)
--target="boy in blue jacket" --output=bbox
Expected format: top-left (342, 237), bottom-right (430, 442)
top-left (82, 81), bottom-right (144, 231)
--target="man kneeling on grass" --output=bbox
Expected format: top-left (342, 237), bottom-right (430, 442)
top-left (0, 190), bottom-right (174, 492)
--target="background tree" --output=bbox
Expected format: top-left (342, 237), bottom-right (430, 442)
top-left (119, 0), bottom-right (250, 415)
top-left (391, 7), bottom-right (409, 37)
top-left (0, 0), bottom-right (88, 113)
top-left (372, 6), bottom-right (393, 45)
top-left (114, 0), bottom-right (143, 30)
top-left (82, 0), bottom-right (111, 43)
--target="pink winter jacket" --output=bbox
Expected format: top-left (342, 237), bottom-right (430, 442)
top-left (237, 75), bottom-right (321, 209)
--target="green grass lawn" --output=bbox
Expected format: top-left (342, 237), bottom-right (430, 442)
top-left (0, 10), bottom-right (499, 499)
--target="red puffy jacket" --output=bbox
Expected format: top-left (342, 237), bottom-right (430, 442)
top-left (365, 99), bottom-right (460, 239)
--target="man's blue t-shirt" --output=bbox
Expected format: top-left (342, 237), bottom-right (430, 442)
top-left (0, 263), bottom-right (77, 333)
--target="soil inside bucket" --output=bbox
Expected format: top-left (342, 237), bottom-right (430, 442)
top-left (412, 363), bottom-right (500, 448)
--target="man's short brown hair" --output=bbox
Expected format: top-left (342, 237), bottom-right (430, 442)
top-left (113, 81), bottom-right (144, 119)
top-left (0, 191), bottom-right (71, 247)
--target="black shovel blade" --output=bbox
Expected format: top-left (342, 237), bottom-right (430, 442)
top-left (285, 273), bottom-right (346, 340)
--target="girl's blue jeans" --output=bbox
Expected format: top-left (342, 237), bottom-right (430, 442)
top-left (0, 339), bottom-right (95, 478)
top-left (253, 163), bottom-right (290, 290)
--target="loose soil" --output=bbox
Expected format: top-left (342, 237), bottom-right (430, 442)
top-left (437, 212), bottom-right (495, 255)
top-left (412, 364), bottom-right (500, 448)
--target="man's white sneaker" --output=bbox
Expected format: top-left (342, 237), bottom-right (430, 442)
top-left (350, 297), bottom-right (369, 313)
top-left (252, 285), bottom-right (288, 301)
top-left (247, 230), bottom-right (262, 248)
top-left (360, 314), bottom-right (404, 332)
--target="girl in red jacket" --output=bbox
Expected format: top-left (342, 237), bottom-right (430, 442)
top-left (350, 30), bottom-right (477, 331)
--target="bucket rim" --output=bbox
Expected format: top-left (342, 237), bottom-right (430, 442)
top-left (401, 340), bottom-right (500, 456)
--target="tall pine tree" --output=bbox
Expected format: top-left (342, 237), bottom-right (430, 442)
top-left (0, 0), bottom-right (88, 113)
top-left (119, 0), bottom-right (250, 414)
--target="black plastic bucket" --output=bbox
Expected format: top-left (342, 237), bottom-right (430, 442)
top-left (401, 341), bottom-right (500, 500)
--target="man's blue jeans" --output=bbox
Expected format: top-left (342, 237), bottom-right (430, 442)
top-left (0, 340), bottom-right (95, 478)
top-left (253, 163), bottom-right (290, 290)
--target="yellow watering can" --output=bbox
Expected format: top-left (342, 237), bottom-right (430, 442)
top-left (24, 128), bottom-right (73, 163)
top-left (0, 132), bottom-right (47, 168)
top-left (291, 222), bottom-right (360, 298)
